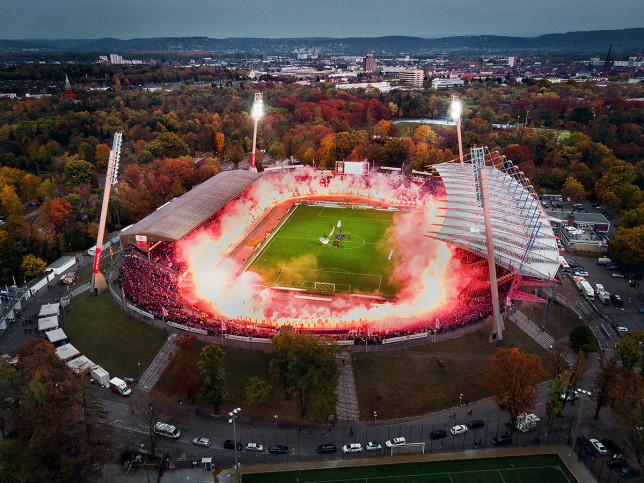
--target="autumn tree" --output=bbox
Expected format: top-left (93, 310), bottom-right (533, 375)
top-left (0, 185), bottom-right (22, 216)
top-left (591, 355), bottom-right (618, 419)
top-left (561, 176), bottom-right (586, 202)
top-left (610, 226), bottom-right (644, 266)
top-left (244, 377), bottom-right (272, 405)
top-left (169, 334), bottom-right (200, 403)
top-left (269, 332), bottom-right (339, 418)
top-left (7, 338), bottom-right (112, 481)
top-left (39, 198), bottom-right (72, 235)
top-left (94, 143), bottom-right (111, 170)
top-left (21, 254), bottom-right (46, 279)
top-left (62, 159), bottom-right (96, 187)
top-left (569, 325), bottom-right (598, 352)
top-left (482, 347), bottom-right (547, 424)
top-left (615, 330), bottom-right (644, 372)
top-left (198, 343), bottom-right (228, 413)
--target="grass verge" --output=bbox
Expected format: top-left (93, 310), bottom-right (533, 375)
top-left (60, 290), bottom-right (168, 379)
top-left (353, 321), bottom-right (550, 420)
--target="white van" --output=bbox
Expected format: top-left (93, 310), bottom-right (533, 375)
top-left (154, 422), bottom-right (181, 439)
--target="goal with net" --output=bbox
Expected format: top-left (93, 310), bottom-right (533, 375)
top-left (314, 282), bottom-right (336, 293)
top-left (390, 442), bottom-right (426, 456)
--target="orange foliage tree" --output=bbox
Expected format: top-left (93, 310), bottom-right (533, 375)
top-left (482, 347), bottom-right (547, 424)
top-left (169, 333), bottom-right (201, 403)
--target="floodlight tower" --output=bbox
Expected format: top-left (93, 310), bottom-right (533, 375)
top-left (250, 92), bottom-right (263, 172)
top-left (450, 95), bottom-right (464, 164)
top-left (90, 131), bottom-right (122, 294)
top-left (472, 146), bottom-right (503, 340)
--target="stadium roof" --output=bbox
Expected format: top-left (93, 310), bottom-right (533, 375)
top-left (430, 149), bottom-right (559, 281)
top-left (120, 170), bottom-right (261, 244)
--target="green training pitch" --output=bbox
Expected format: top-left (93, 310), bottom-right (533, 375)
top-left (242, 454), bottom-right (578, 483)
top-left (246, 204), bottom-right (401, 299)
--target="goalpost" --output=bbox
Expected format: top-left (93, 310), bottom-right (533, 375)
top-left (314, 282), bottom-right (336, 293)
top-left (390, 443), bottom-right (426, 456)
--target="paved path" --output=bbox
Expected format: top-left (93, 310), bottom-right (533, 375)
top-left (335, 348), bottom-right (359, 421)
top-left (136, 333), bottom-right (177, 393)
top-left (508, 310), bottom-right (575, 364)
top-left (70, 282), bottom-right (90, 297)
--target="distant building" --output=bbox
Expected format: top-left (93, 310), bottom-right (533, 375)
top-left (508, 56), bottom-right (516, 67)
top-left (109, 54), bottom-right (123, 65)
top-left (431, 78), bottom-right (464, 89)
top-left (363, 54), bottom-right (377, 72)
top-left (398, 69), bottom-right (424, 87)
top-left (0, 93), bottom-right (17, 99)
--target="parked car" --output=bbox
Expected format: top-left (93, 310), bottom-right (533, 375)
top-left (574, 270), bottom-right (589, 277)
top-left (385, 437), bottom-right (406, 447)
top-left (576, 436), bottom-right (597, 456)
top-left (224, 440), bottom-right (242, 451)
top-left (430, 429), bottom-right (448, 440)
top-left (491, 435), bottom-right (513, 446)
top-left (192, 437), bottom-right (211, 447)
top-left (618, 466), bottom-right (642, 478)
top-left (590, 439), bottom-right (607, 455)
top-left (611, 273), bottom-right (625, 278)
top-left (245, 443), bottom-right (264, 452)
top-left (366, 441), bottom-right (382, 451)
top-left (450, 425), bottom-right (468, 435)
top-left (268, 444), bottom-right (289, 454)
top-left (316, 443), bottom-right (337, 454)
top-left (605, 264), bottom-right (619, 270)
top-left (601, 438), bottom-right (621, 455)
top-left (611, 294), bottom-right (624, 308)
top-left (342, 443), bottom-right (363, 453)
top-left (607, 457), bottom-right (629, 469)
top-left (466, 420), bottom-right (485, 430)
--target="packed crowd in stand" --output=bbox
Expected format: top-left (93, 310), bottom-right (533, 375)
top-left (117, 242), bottom-right (513, 344)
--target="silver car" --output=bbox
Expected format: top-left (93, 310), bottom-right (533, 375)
top-left (192, 437), bottom-right (211, 447)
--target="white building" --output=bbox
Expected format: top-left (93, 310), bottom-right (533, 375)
top-left (432, 78), bottom-right (464, 89)
top-left (109, 54), bottom-right (123, 65)
top-left (398, 70), bottom-right (424, 87)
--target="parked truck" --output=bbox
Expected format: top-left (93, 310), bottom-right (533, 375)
top-left (90, 367), bottom-right (110, 386)
top-left (597, 257), bottom-right (612, 266)
top-left (516, 413), bottom-right (540, 432)
top-left (109, 377), bottom-right (132, 396)
top-left (579, 280), bottom-right (594, 300)
top-left (598, 291), bottom-right (610, 305)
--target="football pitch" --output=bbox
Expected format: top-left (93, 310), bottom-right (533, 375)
top-left (242, 454), bottom-right (578, 483)
top-left (246, 204), bottom-right (401, 299)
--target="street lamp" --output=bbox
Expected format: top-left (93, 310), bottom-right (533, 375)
top-left (228, 407), bottom-right (241, 472)
top-left (459, 393), bottom-right (463, 406)
top-left (450, 95), bottom-right (464, 164)
top-left (274, 414), bottom-right (278, 430)
top-left (250, 92), bottom-right (263, 173)
top-left (373, 411), bottom-right (377, 423)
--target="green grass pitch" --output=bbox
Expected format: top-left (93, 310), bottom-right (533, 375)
top-left (246, 204), bottom-right (401, 299)
top-left (242, 454), bottom-right (577, 483)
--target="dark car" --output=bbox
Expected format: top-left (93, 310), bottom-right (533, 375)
top-left (605, 264), bottom-right (619, 270)
top-left (430, 429), bottom-right (448, 440)
top-left (491, 435), bottom-right (512, 446)
top-left (576, 436), bottom-right (597, 456)
top-left (316, 443), bottom-right (337, 454)
top-left (223, 440), bottom-right (242, 451)
top-left (618, 466), bottom-right (642, 478)
top-left (268, 444), bottom-right (289, 454)
top-left (466, 420), bottom-right (485, 430)
top-left (607, 457), bottom-right (629, 470)
top-left (601, 438), bottom-right (621, 455)
top-left (610, 294), bottom-right (623, 308)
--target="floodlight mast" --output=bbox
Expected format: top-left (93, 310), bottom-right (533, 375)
top-left (90, 131), bottom-right (122, 294)
top-left (250, 92), bottom-right (263, 173)
top-left (451, 95), bottom-right (464, 164)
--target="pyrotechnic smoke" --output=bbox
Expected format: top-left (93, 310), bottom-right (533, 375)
top-left (177, 168), bottom-right (485, 331)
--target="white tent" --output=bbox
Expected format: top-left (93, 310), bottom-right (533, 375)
top-left (46, 328), bottom-right (67, 346)
top-left (66, 356), bottom-right (95, 374)
top-left (38, 315), bottom-right (59, 332)
top-left (39, 303), bottom-right (60, 318)
top-left (55, 343), bottom-right (80, 362)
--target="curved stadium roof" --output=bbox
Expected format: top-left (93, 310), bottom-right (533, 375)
top-left (120, 170), bottom-right (261, 245)
top-left (430, 149), bottom-right (560, 281)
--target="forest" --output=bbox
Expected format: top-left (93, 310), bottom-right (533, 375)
top-left (0, 65), bottom-right (643, 285)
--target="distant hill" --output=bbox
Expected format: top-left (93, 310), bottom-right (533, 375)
top-left (1, 28), bottom-right (642, 55)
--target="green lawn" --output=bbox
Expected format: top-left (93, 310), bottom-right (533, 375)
top-left (353, 321), bottom-right (550, 419)
top-left (246, 204), bottom-right (401, 298)
top-left (242, 454), bottom-right (577, 483)
top-left (60, 290), bottom-right (168, 379)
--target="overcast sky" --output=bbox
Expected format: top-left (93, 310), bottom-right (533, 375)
top-left (1, 0), bottom-right (642, 39)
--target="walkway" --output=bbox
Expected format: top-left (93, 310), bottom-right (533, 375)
top-left (508, 310), bottom-right (574, 364)
top-left (136, 333), bottom-right (177, 393)
top-left (70, 282), bottom-right (90, 297)
top-left (335, 348), bottom-right (359, 421)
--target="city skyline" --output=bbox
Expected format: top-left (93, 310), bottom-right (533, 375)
top-left (0, 0), bottom-right (642, 40)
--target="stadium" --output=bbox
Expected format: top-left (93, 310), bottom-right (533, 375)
top-left (117, 147), bottom-right (560, 341)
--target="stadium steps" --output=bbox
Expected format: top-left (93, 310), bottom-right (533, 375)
top-left (508, 310), bottom-right (574, 364)
top-left (335, 349), bottom-right (360, 421)
top-left (136, 334), bottom-right (177, 393)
